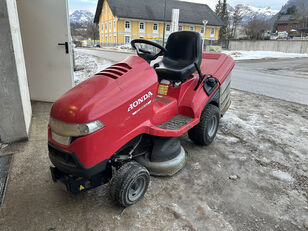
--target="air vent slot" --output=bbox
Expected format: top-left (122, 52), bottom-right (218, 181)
top-left (96, 63), bottom-right (132, 80)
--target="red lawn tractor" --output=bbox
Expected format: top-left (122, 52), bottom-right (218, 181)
top-left (48, 31), bottom-right (234, 206)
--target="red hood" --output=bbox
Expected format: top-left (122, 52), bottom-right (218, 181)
top-left (50, 56), bottom-right (156, 123)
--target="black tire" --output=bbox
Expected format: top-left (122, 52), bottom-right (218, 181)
top-left (188, 104), bottom-right (220, 146)
top-left (110, 161), bottom-right (150, 207)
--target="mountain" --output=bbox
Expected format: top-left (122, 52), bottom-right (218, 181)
top-left (280, 0), bottom-right (308, 13)
top-left (230, 4), bottom-right (279, 24)
top-left (70, 10), bottom-right (94, 24)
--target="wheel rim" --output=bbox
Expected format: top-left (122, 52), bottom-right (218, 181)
top-left (128, 175), bottom-right (147, 202)
top-left (207, 116), bottom-right (218, 138)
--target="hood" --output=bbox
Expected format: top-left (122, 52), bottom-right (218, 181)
top-left (50, 56), bottom-right (156, 123)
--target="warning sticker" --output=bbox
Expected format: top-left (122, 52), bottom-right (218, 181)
top-left (158, 84), bottom-right (169, 95)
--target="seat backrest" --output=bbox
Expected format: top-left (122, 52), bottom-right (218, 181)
top-left (164, 31), bottom-right (202, 66)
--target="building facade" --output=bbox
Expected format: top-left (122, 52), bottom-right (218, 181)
top-left (94, 0), bottom-right (224, 45)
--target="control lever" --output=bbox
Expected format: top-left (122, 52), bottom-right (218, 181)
top-left (194, 63), bottom-right (205, 91)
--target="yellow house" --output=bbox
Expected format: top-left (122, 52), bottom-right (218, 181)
top-left (94, 0), bottom-right (224, 45)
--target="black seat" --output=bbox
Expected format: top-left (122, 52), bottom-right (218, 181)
top-left (155, 31), bottom-right (202, 82)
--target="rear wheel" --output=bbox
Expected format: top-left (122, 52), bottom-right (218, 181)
top-left (188, 104), bottom-right (220, 146)
top-left (110, 161), bottom-right (150, 207)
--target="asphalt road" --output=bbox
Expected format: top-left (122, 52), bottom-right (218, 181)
top-left (77, 48), bottom-right (308, 105)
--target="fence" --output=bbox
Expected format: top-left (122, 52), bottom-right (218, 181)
top-left (228, 40), bottom-right (308, 54)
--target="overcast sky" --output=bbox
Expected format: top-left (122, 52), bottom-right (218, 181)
top-left (68, 0), bottom-right (288, 13)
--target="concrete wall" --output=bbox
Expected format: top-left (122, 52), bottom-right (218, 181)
top-left (229, 40), bottom-right (308, 54)
top-left (0, 0), bottom-right (32, 143)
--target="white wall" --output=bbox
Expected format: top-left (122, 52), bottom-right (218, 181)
top-left (229, 40), bottom-right (308, 54)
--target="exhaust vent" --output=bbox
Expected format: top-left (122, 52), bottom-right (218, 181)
top-left (96, 63), bottom-right (132, 79)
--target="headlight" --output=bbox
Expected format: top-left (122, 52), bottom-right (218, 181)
top-left (49, 118), bottom-right (104, 137)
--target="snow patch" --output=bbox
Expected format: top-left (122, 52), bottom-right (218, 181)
top-left (271, 170), bottom-right (294, 182)
top-left (223, 50), bottom-right (308, 60)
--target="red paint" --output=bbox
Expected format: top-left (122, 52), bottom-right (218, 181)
top-left (49, 53), bottom-right (234, 168)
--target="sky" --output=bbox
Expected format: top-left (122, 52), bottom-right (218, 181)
top-left (68, 0), bottom-right (288, 13)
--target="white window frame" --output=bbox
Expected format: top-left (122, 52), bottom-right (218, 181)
top-left (190, 26), bottom-right (194, 31)
top-left (124, 35), bottom-right (131, 44)
top-left (200, 26), bottom-right (205, 34)
top-left (139, 22), bottom-right (145, 33)
top-left (178, 25), bottom-right (183, 31)
top-left (166, 24), bottom-right (170, 33)
top-left (125, 20), bottom-right (131, 32)
top-left (153, 23), bottom-right (158, 33)
top-left (211, 27), bottom-right (215, 37)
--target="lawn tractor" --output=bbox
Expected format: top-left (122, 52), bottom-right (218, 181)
top-left (48, 31), bottom-right (234, 207)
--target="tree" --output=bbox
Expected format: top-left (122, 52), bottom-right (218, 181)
top-left (231, 5), bottom-right (243, 39)
top-left (216, 0), bottom-right (222, 15)
top-left (215, 0), bottom-right (229, 41)
top-left (286, 5), bottom-right (297, 15)
top-left (86, 23), bottom-right (99, 42)
top-left (296, 0), bottom-right (308, 37)
top-left (245, 18), bottom-right (270, 40)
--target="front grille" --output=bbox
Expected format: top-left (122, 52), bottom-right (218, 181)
top-left (48, 145), bottom-right (78, 168)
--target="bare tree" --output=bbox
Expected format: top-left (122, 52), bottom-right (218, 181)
top-left (231, 6), bottom-right (243, 39)
top-left (86, 23), bottom-right (99, 42)
top-left (245, 18), bottom-right (270, 40)
top-left (296, 0), bottom-right (308, 36)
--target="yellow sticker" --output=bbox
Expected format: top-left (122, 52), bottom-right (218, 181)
top-left (80, 185), bottom-right (85, 191)
top-left (158, 84), bottom-right (169, 95)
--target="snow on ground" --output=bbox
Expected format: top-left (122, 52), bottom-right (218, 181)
top-left (73, 51), bottom-right (112, 85)
top-left (223, 50), bottom-right (308, 60)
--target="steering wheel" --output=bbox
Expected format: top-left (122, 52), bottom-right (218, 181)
top-left (131, 39), bottom-right (166, 63)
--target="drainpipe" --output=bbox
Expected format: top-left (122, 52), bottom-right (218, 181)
top-left (202, 20), bottom-right (208, 51)
top-left (162, 0), bottom-right (167, 46)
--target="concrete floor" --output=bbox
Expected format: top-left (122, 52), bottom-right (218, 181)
top-left (0, 91), bottom-right (307, 231)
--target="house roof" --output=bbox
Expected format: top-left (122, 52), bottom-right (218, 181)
top-left (94, 0), bottom-right (224, 27)
top-left (276, 14), bottom-right (298, 24)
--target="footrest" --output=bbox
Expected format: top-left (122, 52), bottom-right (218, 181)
top-left (158, 115), bottom-right (194, 130)
top-left (148, 116), bottom-right (199, 137)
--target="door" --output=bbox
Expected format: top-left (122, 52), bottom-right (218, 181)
top-left (17, 0), bottom-right (73, 102)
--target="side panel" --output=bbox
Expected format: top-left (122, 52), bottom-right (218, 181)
top-left (220, 74), bottom-right (232, 116)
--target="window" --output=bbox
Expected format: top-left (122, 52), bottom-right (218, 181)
top-left (114, 36), bottom-right (117, 43)
top-left (105, 23), bottom-right (107, 31)
top-left (110, 36), bottom-right (112, 43)
top-left (166, 24), bottom-right (170, 32)
top-left (153, 23), bottom-right (158, 33)
top-left (109, 22), bottom-right (111, 32)
top-left (178, 25), bottom-right (183, 31)
top-left (105, 36), bottom-right (108, 43)
top-left (125, 21), bottom-right (130, 31)
top-left (114, 20), bottom-right (116, 31)
top-left (211, 27), bottom-right (215, 37)
top-left (200, 26), bottom-right (205, 34)
top-left (190, 26), bottom-right (194, 31)
top-left (124, 35), bottom-right (131, 44)
top-left (139, 22), bottom-right (145, 32)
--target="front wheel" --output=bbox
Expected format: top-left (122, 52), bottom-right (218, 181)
top-left (188, 104), bottom-right (220, 146)
top-left (110, 161), bottom-right (150, 207)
